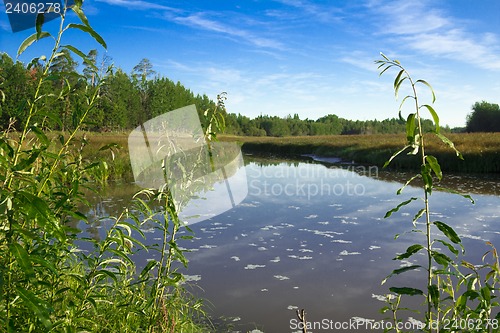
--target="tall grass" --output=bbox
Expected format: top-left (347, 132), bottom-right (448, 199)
top-left (0, 2), bottom-right (213, 332)
top-left (225, 133), bottom-right (500, 173)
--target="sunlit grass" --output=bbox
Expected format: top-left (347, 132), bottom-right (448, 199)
top-left (221, 133), bottom-right (500, 173)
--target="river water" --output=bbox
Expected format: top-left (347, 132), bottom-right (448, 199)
top-left (82, 154), bottom-right (500, 332)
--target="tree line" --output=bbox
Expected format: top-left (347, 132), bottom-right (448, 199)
top-left (1, 51), bottom-right (498, 135)
top-left (0, 52), bottom-right (218, 131)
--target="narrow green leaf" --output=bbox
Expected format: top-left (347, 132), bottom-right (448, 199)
top-left (62, 45), bottom-right (98, 72)
top-left (389, 287), bottom-right (424, 296)
top-left (413, 208), bottom-right (426, 223)
top-left (385, 197), bottom-right (418, 218)
top-left (394, 244), bottom-right (424, 260)
top-left (90, 269), bottom-right (118, 284)
top-left (139, 260), bottom-right (158, 280)
top-left (428, 284), bottom-right (439, 309)
top-left (16, 287), bottom-right (52, 329)
top-left (481, 286), bottom-right (491, 303)
top-left (435, 132), bottom-right (463, 160)
top-left (421, 163), bottom-right (433, 193)
top-left (30, 125), bottom-right (49, 146)
top-left (383, 145), bottom-right (411, 168)
top-left (406, 113), bottom-right (416, 142)
top-left (435, 186), bottom-right (474, 203)
top-left (432, 251), bottom-right (452, 267)
top-left (379, 65), bottom-right (393, 77)
top-left (433, 221), bottom-right (461, 244)
top-left (435, 239), bottom-right (459, 256)
top-left (394, 77), bottom-right (407, 99)
top-left (415, 79), bottom-right (436, 103)
top-left (30, 256), bottom-right (57, 275)
top-left (66, 24), bottom-right (107, 49)
top-left (35, 13), bottom-right (45, 39)
top-left (425, 155), bottom-right (442, 181)
top-left (18, 32), bottom-right (52, 57)
top-left (397, 174), bottom-right (420, 195)
top-left (71, 4), bottom-right (89, 26)
top-left (382, 265), bottom-right (421, 285)
top-left (380, 52), bottom-right (390, 61)
top-left (9, 243), bottom-right (34, 278)
top-left (399, 95), bottom-right (414, 113)
top-left (421, 104), bottom-right (440, 133)
top-left (394, 69), bottom-right (405, 89)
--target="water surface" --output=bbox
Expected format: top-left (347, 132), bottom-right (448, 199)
top-left (82, 155), bottom-right (500, 332)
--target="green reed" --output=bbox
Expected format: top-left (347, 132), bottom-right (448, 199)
top-left (377, 53), bottom-right (500, 332)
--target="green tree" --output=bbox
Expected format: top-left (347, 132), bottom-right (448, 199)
top-left (83, 49), bottom-right (98, 87)
top-left (0, 53), bottom-right (33, 129)
top-left (101, 69), bottom-right (141, 130)
top-left (466, 101), bottom-right (500, 132)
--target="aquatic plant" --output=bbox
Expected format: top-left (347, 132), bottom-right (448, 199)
top-left (377, 53), bottom-right (500, 332)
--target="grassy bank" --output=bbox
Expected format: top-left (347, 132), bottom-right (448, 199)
top-left (60, 132), bottom-right (500, 177)
top-left (221, 133), bottom-right (500, 173)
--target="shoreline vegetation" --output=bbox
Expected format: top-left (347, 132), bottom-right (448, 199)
top-left (70, 132), bottom-right (500, 183)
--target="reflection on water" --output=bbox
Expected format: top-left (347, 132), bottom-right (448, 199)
top-left (80, 154), bottom-right (500, 333)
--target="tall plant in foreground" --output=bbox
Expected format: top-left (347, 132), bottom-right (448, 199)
top-left (376, 53), bottom-right (500, 332)
top-left (0, 1), bottom-right (213, 332)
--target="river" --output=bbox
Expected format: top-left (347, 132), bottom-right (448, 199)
top-left (81, 154), bottom-right (500, 332)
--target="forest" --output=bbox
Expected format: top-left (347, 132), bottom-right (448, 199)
top-left (1, 51), bottom-right (498, 136)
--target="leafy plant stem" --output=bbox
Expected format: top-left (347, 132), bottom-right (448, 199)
top-left (412, 74), bottom-right (435, 330)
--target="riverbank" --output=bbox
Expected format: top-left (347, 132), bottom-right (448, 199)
top-left (221, 133), bottom-right (500, 173)
top-left (64, 132), bottom-right (500, 178)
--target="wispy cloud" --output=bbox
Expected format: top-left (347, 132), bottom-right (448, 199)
top-left (405, 30), bottom-right (500, 70)
top-left (369, 0), bottom-right (500, 71)
top-left (371, 0), bottom-right (450, 35)
top-left (0, 20), bottom-right (10, 32)
top-left (172, 13), bottom-right (285, 50)
top-left (273, 0), bottom-right (344, 23)
top-left (95, 0), bottom-right (179, 12)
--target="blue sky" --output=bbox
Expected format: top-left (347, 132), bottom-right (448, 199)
top-left (1, 0), bottom-right (500, 127)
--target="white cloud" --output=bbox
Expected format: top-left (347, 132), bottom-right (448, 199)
top-left (404, 30), bottom-right (500, 71)
top-left (373, 1), bottom-right (450, 35)
top-left (0, 20), bottom-right (10, 32)
top-left (95, 0), bottom-right (179, 11)
top-left (273, 0), bottom-right (344, 24)
top-left (370, 0), bottom-right (500, 71)
top-left (173, 13), bottom-right (284, 50)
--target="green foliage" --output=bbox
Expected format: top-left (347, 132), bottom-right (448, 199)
top-left (466, 101), bottom-right (500, 132)
top-left (0, 55), bottom-right (221, 132)
top-left (224, 112), bottom-right (439, 137)
top-left (0, 3), bottom-right (212, 332)
top-left (377, 53), bottom-right (500, 332)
